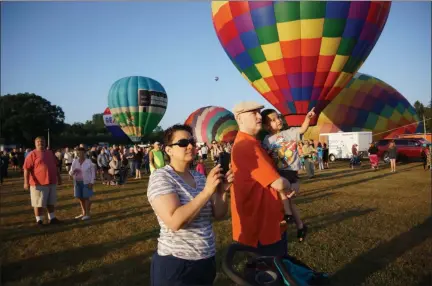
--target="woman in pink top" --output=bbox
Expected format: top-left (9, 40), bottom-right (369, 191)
top-left (195, 158), bottom-right (207, 176)
top-left (69, 147), bottom-right (95, 220)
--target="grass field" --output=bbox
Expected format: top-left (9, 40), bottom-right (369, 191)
top-left (1, 161), bottom-right (431, 286)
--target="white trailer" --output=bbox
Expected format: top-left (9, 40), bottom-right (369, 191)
top-left (319, 131), bottom-right (373, 162)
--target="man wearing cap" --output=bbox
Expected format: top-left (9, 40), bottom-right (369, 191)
top-left (230, 101), bottom-right (292, 256)
top-left (149, 141), bottom-right (165, 174)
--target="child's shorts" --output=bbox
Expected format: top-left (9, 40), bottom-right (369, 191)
top-left (279, 170), bottom-right (300, 194)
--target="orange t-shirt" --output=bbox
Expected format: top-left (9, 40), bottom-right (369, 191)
top-left (23, 150), bottom-right (58, 186)
top-left (230, 131), bottom-right (284, 247)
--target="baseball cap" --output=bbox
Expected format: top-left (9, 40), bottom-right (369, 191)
top-left (232, 101), bottom-right (265, 117)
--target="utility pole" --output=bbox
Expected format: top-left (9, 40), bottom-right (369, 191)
top-left (47, 128), bottom-right (50, 149)
top-left (424, 115), bottom-right (432, 172)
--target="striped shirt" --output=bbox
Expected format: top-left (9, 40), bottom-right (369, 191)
top-left (147, 165), bottom-right (216, 260)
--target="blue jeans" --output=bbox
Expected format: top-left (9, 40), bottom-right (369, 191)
top-left (304, 158), bottom-right (315, 178)
top-left (129, 161), bottom-right (135, 176)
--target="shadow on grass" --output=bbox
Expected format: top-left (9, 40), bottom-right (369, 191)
top-left (2, 229), bottom-right (159, 284)
top-left (0, 175), bottom-right (148, 198)
top-left (301, 166), bottom-right (367, 181)
top-left (286, 208), bottom-right (376, 241)
top-left (301, 167), bottom-right (376, 185)
top-left (3, 207), bottom-right (154, 242)
top-left (308, 164), bottom-right (420, 194)
top-left (0, 184), bottom-right (143, 210)
top-left (331, 216), bottom-right (432, 286)
top-left (1, 191), bottom-right (146, 217)
top-left (417, 273), bottom-right (432, 286)
top-left (301, 163), bottom-right (420, 186)
top-left (295, 192), bottom-right (335, 205)
top-left (43, 251), bottom-right (154, 286)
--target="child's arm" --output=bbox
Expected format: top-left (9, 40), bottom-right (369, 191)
top-left (262, 137), bottom-right (274, 156)
top-left (298, 107), bottom-right (316, 135)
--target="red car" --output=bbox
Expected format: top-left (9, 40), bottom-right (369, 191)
top-left (375, 138), bottom-right (430, 163)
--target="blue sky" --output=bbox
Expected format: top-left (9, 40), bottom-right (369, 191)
top-left (1, 1), bottom-right (431, 129)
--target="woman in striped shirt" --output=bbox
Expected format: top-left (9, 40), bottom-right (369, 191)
top-left (147, 124), bottom-right (233, 286)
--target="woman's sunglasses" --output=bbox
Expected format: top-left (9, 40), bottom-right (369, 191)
top-left (168, 138), bottom-right (196, 148)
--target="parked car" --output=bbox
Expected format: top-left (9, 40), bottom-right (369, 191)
top-left (375, 138), bottom-right (430, 163)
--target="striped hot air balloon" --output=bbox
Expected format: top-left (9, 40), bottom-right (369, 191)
top-left (185, 106), bottom-right (239, 144)
top-left (211, 1), bottom-right (391, 126)
top-left (108, 76), bottom-right (168, 143)
top-left (303, 73), bottom-right (420, 141)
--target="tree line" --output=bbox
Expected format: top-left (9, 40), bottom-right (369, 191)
top-left (0, 93), bottom-right (431, 148)
top-left (413, 100), bottom-right (432, 133)
top-left (0, 93), bottom-right (163, 148)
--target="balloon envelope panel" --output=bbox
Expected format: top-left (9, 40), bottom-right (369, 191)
top-left (303, 73), bottom-right (419, 141)
top-left (103, 107), bottom-right (129, 140)
top-left (211, 1), bottom-right (391, 126)
top-left (185, 106), bottom-right (239, 144)
top-left (107, 76), bottom-right (168, 142)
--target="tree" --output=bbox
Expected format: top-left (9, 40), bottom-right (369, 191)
top-left (0, 93), bottom-right (65, 146)
top-left (423, 104), bottom-right (432, 133)
top-left (91, 113), bottom-right (105, 130)
top-left (414, 100), bottom-right (432, 134)
top-left (81, 113), bottom-right (107, 135)
top-left (414, 100), bottom-right (425, 120)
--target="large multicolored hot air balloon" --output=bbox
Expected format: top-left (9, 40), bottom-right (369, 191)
top-left (303, 73), bottom-right (420, 141)
top-left (185, 106), bottom-right (239, 144)
top-left (211, 1), bottom-right (391, 126)
top-left (108, 76), bottom-right (168, 143)
top-left (103, 107), bottom-right (129, 140)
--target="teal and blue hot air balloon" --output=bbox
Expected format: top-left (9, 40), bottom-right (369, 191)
top-left (108, 76), bottom-right (168, 143)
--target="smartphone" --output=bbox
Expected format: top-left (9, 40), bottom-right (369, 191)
top-left (218, 152), bottom-right (231, 175)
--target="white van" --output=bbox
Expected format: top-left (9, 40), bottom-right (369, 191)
top-left (319, 131), bottom-right (373, 162)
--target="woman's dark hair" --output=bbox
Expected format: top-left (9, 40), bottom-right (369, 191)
top-left (163, 124), bottom-right (194, 146)
top-left (77, 147), bottom-right (86, 152)
top-left (260, 109), bottom-right (278, 125)
top-left (317, 142), bottom-right (322, 148)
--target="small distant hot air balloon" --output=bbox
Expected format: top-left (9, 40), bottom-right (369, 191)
top-left (211, 1), bottom-right (391, 126)
top-left (108, 76), bottom-right (168, 143)
top-left (215, 76), bottom-right (219, 81)
top-left (185, 106), bottom-right (239, 144)
top-left (303, 73), bottom-right (420, 141)
top-left (103, 107), bottom-right (129, 140)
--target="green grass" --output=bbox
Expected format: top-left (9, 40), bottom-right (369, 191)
top-left (1, 161), bottom-right (431, 286)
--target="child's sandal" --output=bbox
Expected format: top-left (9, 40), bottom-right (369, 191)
top-left (297, 225), bottom-right (308, 243)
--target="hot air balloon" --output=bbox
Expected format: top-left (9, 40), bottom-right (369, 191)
top-left (215, 76), bottom-right (219, 81)
top-left (211, 1), bottom-right (391, 126)
top-left (185, 106), bottom-right (239, 144)
top-left (107, 76), bottom-right (168, 143)
top-left (302, 73), bottom-right (420, 141)
top-left (103, 107), bottom-right (129, 140)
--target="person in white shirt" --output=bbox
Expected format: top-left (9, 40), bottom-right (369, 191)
top-left (69, 147), bottom-right (95, 221)
top-left (198, 146), bottom-right (203, 159)
top-left (201, 143), bottom-right (209, 160)
top-left (63, 147), bottom-right (74, 179)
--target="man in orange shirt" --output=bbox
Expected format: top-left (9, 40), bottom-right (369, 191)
top-left (24, 136), bottom-right (62, 225)
top-left (230, 101), bottom-right (294, 256)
